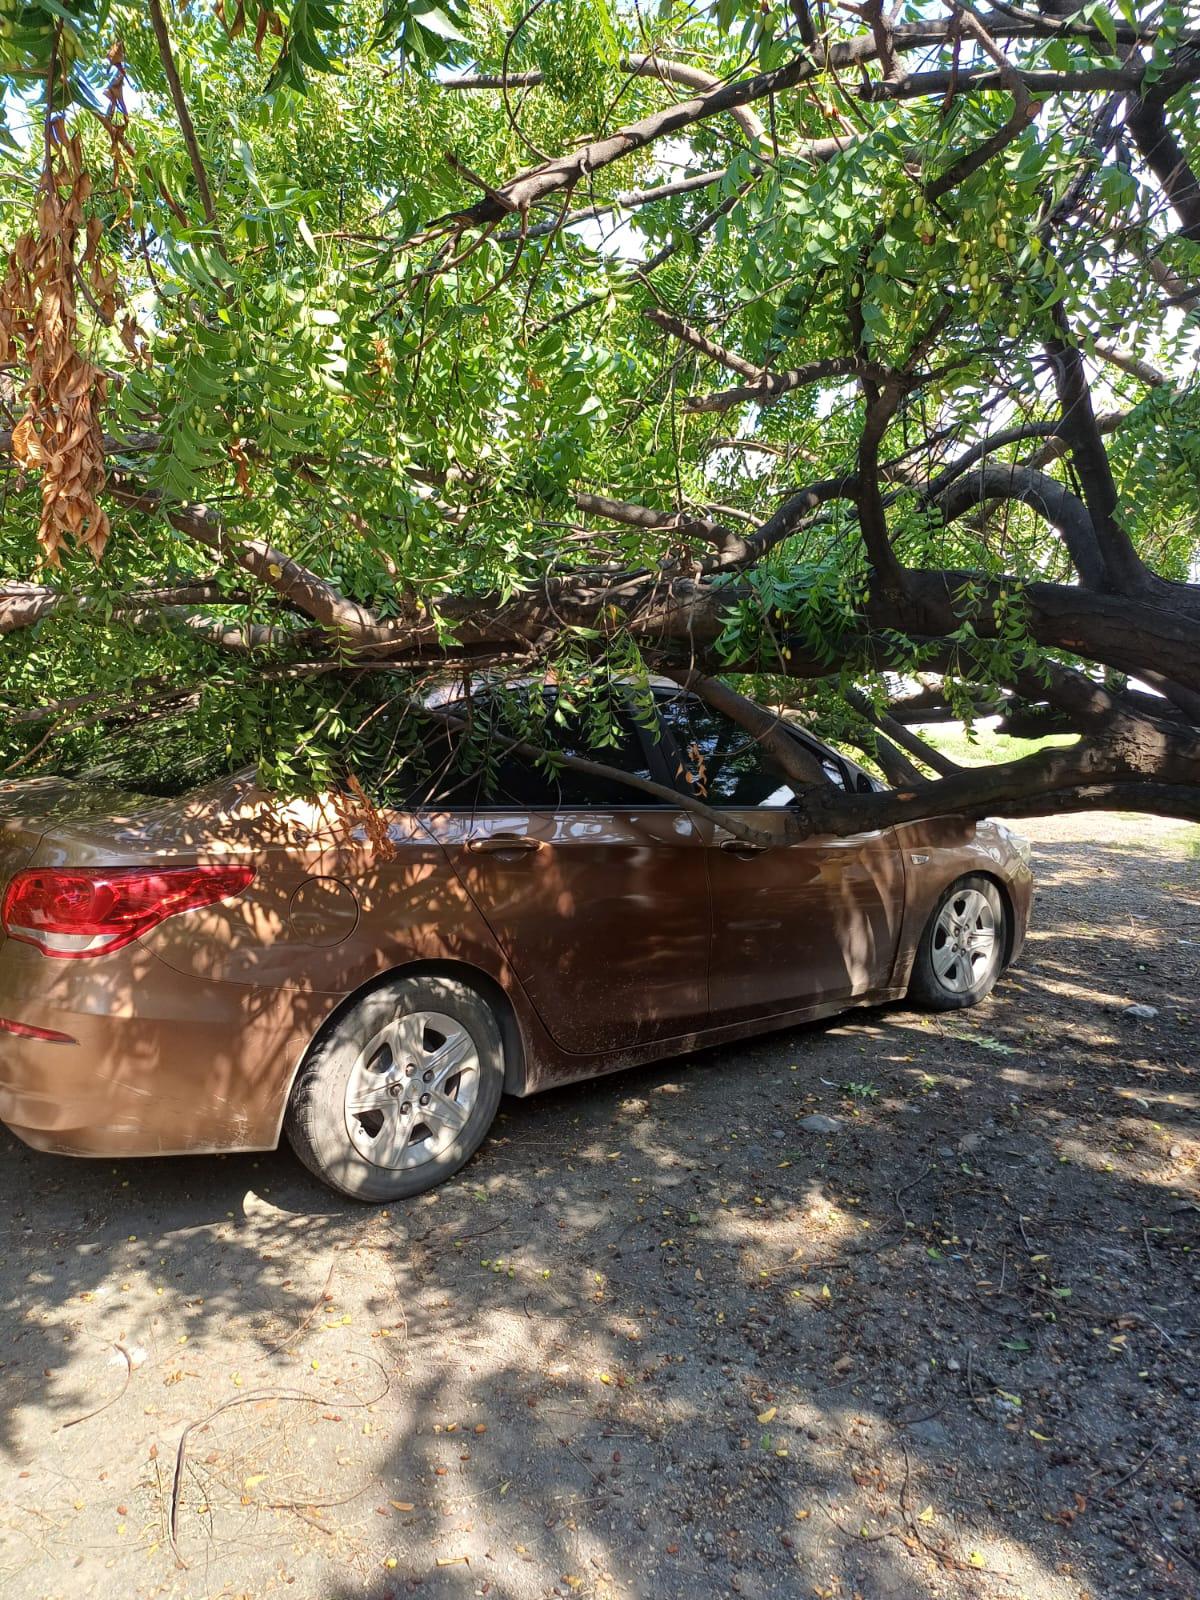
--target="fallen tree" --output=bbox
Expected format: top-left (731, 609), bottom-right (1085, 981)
top-left (1, 1), bottom-right (1199, 834)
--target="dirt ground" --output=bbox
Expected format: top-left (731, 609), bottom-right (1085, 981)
top-left (1, 811), bottom-right (1197, 1600)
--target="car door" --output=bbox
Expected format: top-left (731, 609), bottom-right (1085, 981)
top-left (654, 692), bottom-right (904, 1021)
top-left (414, 692), bottom-right (712, 1055)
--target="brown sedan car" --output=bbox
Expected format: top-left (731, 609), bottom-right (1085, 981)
top-left (0, 685), bottom-right (1032, 1200)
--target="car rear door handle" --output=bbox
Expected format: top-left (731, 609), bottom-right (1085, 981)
top-left (719, 839), bottom-right (769, 856)
top-left (466, 834), bottom-right (544, 854)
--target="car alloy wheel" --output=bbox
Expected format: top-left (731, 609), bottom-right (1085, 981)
top-left (908, 873), bottom-right (1008, 1011)
top-left (343, 1010), bottom-right (480, 1172)
top-left (929, 886), bottom-right (998, 995)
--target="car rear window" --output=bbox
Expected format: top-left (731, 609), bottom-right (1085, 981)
top-left (350, 687), bottom-right (659, 810)
top-left (55, 718), bottom-right (247, 798)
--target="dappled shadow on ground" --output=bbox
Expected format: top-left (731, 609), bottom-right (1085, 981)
top-left (0, 821), bottom-right (1196, 1599)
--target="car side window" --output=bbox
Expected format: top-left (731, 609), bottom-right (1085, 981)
top-left (819, 754), bottom-right (848, 791)
top-left (372, 692), bottom-right (659, 810)
top-left (657, 696), bottom-right (833, 808)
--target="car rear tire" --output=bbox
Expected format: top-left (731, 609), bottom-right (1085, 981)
top-left (285, 975), bottom-right (505, 1202)
top-left (907, 875), bottom-right (1007, 1011)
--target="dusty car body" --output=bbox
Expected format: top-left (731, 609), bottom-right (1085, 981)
top-left (0, 686), bottom-right (1032, 1198)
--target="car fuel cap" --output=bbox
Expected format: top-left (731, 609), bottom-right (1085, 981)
top-left (289, 876), bottom-right (359, 946)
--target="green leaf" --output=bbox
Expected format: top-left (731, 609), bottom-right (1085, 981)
top-left (1089, 2), bottom-right (1118, 48)
top-left (410, 3), bottom-right (469, 43)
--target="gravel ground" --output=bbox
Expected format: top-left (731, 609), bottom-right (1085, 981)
top-left (0, 810), bottom-right (1197, 1600)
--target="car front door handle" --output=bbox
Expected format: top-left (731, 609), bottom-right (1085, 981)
top-left (466, 835), bottom-right (544, 854)
top-left (719, 839), bottom-right (769, 857)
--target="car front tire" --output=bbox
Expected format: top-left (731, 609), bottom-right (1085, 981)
top-left (907, 874), bottom-right (1007, 1011)
top-left (285, 974), bottom-right (505, 1202)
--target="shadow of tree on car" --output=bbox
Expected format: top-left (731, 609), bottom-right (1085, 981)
top-left (0, 828), bottom-right (1196, 1599)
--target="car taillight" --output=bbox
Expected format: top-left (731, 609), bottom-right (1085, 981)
top-left (1, 865), bottom-right (255, 959)
top-left (0, 1016), bottom-right (77, 1044)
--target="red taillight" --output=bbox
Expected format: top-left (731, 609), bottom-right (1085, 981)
top-left (0, 1016), bottom-right (77, 1044)
top-left (1, 865), bottom-right (255, 958)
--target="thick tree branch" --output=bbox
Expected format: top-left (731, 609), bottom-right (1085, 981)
top-left (862, 62), bottom-right (1182, 104)
top-left (703, 477), bottom-right (858, 571)
top-left (9, 435), bottom-right (1199, 700)
top-left (445, 53), bottom-right (768, 144)
top-left (644, 307), bottom-right (766, 381)
top-left (927, 412), bottom-right (1125, 493)
top-left (418, 693), bottom-right (776, 845)
top-left (570, 489), bottom-right (743, 557)
top-left (503, 167), bottom-right (728, 242)
top-left (1043, 300), bottom-right (1147, 593)
top-left (1138, 669), bottom-right (1200, 727)
top-left (855, 729), bottom-right (931, 786)
top-left (883, 683), bottom-right (1005, 724)
top-left (870, 569), bottom-right (1200, 692)
top-left (857, 376), bottom-right (908, 591)
top-left (0, 579), bottom-right (260, 634)
top-left (660, 668), bottom-right (830, 788)
top-left (925, 4), bottom-right (1038, 201)
top-left (1093, 342), bottom-right (1169, 388)
top-left (784, 721), bottom-right (1200, 839)
top-left (790, 0), bottom-right (818, 47)
top-left (795, 769), bottom-right (1200, 836)
top-left (497, 144), bottom-right (853, 246)
top-left (105, 477), bottom-right (403, 649)
top-left (934, 460), bottom-right (1108, 588)
top-left (132, 609), bottom-right (303, 653)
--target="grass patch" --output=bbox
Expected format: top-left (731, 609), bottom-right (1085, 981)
top-left (1155, 825), bottom-right (1200, 862)
top-left (1080, 830), bottom-right (1200, 861)
top-left (1112, 815), bottom-right (1200, 859)
top-left (918, 726), bottom-right (1076, 768)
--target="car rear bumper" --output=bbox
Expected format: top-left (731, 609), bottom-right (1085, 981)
top-left (0, 936), bottom-right (331, 1157)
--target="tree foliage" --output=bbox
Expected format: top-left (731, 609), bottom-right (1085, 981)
top-left (1, 0), bottom-right (1199, 832)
